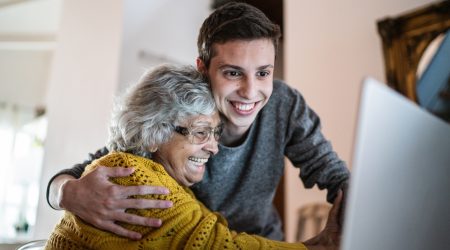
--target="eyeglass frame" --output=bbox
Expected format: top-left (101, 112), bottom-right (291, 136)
top-left (173, 124), bottom-right (223, 144)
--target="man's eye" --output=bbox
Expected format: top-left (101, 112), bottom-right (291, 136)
top-left (224, 70), bottom-right (242, 78)
top-left (257, 71), bottom-right (270, 77)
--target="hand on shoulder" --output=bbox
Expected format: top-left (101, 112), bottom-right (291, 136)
top-left (59, 165), bottom-right (172, 239)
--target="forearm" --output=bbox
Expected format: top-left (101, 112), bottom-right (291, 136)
top-left (321, 160), bottom-right (349, 203)
top-left (289, 139), bottom-right (349, 203)
top-left (45, 164), bottom-right (89, 210)
top-left (45, 147), bottom-right (109, 209)
top-left (47, 174), bottom-right (75, 210)
top-left (312, 159), bottom-right (349, 203)
top-left (284, 90), bottom-right (350, 203)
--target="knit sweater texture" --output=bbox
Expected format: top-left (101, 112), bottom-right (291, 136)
top-left (45, 152), bottom-right (307, 250)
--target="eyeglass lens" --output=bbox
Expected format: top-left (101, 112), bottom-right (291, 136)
top-left (190, 126), bottom-right (222, 144)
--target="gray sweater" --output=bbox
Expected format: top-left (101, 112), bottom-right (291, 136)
top-left (47, 79), bottom-right (349, 240)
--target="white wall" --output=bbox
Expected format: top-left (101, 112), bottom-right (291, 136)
top-left (118, 0), bottom-right (211, 92)
top-left (0, 50), bottom-right (51, 108)
top-left (0, 0), bottom-right (60, 34)
top-left (34, 0), bottom-right (124, 239)
top-left (283, 0), bottom-right (437, 242)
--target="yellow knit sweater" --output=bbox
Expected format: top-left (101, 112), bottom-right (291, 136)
top-left (46, 152), bottom-right (307, 250)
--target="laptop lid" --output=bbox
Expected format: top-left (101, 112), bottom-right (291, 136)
top-left (341, 77), bottom-right (450, 250)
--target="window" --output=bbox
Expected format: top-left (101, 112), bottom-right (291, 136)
top-left (0, 103), bottom-right (47, 241)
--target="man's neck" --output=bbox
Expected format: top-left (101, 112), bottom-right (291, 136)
top-left (220, 121), bottom-right (251, 147)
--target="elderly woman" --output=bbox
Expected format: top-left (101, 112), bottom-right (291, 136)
top-left (45, 65), bottom-right (326, 249)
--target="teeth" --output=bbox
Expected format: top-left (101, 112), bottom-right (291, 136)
top-left (188, 157), bottom-right (208, 164)
top-left (232, 102), bottom-right (255, 111)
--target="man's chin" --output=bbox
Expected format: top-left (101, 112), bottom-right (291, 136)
top-left (229, 117), bottom-right (256, 130)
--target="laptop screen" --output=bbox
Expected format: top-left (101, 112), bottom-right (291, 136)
top-left (341, 77), bottom-right (450, 250)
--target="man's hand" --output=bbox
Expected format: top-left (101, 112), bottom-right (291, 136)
top-left (50, 166), bottom-right (173, 240)
top-left (303, 190), bottom-right (343, 250)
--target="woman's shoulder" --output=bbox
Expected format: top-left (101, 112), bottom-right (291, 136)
top-left (107, 152), bottom-right (186, 191)
top-left (88, 152), bottom-right (159, 169)
top-left (84, 152), bottom-right (165, 179)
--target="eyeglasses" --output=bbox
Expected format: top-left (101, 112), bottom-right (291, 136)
top-left (174, 124), bottom-right (223, 144)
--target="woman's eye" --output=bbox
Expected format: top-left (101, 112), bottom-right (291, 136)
top-left (194, 131), bottom-right (208, 137)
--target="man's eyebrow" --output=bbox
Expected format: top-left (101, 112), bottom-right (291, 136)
top-left (218, 64), bottom-right (274, 71)
top-left (257, 64), bottom-right (274, 70)
top-left (218, 64), bottom-right (244, 71)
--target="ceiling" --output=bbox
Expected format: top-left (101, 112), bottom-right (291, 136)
top-left (0, 0), bottom-right (61, 108)
top-left (0, 0), bottom-right (31, 8)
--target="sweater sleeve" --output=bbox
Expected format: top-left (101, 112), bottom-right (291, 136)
top-left (283, 85), bottom-right (350, 203)
top-left (45, 147), bottom-right (110, 209)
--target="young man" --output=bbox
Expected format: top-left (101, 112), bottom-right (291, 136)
top-left (47, 2), bottom-right (349, 244)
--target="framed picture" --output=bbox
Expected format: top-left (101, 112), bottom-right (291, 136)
top-left (377, 1), bottom-right (450, 105)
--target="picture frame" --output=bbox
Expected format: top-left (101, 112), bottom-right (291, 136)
top-left (377, 1), bottom-right (450, 102)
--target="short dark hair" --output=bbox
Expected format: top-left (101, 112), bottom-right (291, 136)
top-left (197, 2), bottom-right (281, 68)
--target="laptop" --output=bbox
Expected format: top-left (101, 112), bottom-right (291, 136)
top-left (341, 77), bottom-right (450, 250)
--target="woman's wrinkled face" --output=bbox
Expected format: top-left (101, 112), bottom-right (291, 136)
top-left (153, 112), bottom-right (221, 186)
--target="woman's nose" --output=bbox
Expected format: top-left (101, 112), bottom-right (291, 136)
top-left (203, 135), bottom-right (219, 155)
